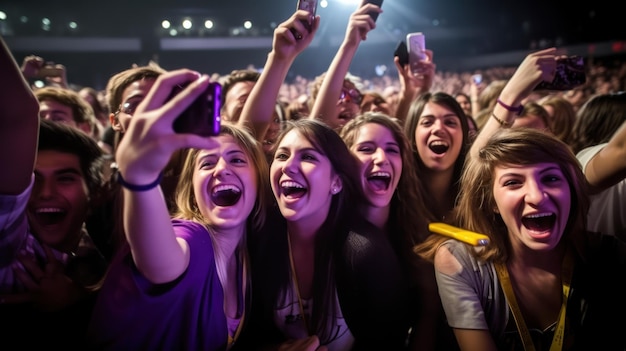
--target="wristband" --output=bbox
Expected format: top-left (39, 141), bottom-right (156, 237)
top-left (116, 171), bottom-right (163, 192)
top-left (496, 98), bottom-right (524, 115)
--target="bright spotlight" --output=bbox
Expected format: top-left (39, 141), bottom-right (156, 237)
top-left (162, 20), bottom-right (171, 29)
top-left (0, 11), bottom-right (6, 20)
top-left (182, 19), bottom-right (192, 29)
top-left (204, 20), bottom-right (213, 29)
top-left (68, 21), bottom-right (78, 30)
top-left (243, 20), bottom-right (252, 29)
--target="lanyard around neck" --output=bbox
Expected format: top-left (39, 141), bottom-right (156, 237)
top-left (287, 232), bottom-right (312, 336)
top-left (494, 248), bottom-right (573, 351)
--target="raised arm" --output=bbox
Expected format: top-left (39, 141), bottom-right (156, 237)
top-left (114, 69), bottom-right (219, 284)
top-left (393, 49), bottom-right (435, 124)
top-left (469, 47), bottom-right (558, 159)
top-left (308, 1), bottom-right (381, 130)
top-left (238, 10), bottom-right (319, 140)
top-left (583, 120), bottom-right (626, 192)
top-left (0, 37), bottom-right (40, 195)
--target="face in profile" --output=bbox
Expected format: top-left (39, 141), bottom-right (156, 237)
top-left (192, 134), bottom-right (258, 230)
top-left (492, 162), bottom-right (570, 252)
top-left (221, 81), bottom-right (256, 123)
top-left (415, 102), bottom-right (464, 172)
top-left (28, 150), bottom-right (90, 252)
top-left (270, 129), bottom-right (341, 225)
top-left (349, 122), bottom-right (402, 208)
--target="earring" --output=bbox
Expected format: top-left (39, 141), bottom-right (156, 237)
top-left (331, 187), bottom-right (338, 194)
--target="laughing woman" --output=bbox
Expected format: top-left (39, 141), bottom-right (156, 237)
top-left (87, 70), bottom-right (270, 351)
top-left (418, 128), bottom-right (626, 350)
top-left (241, 118), bottom-right (409, 351)
top-left (403, 92), bottom-right (470, 221)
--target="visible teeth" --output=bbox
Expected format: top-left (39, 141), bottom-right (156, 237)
top-left (281, 181), bottom-right (305, 189)
top-left (525, 212), bottom-right (552, 219)
top-left (36, 208), bottom-right (63, 214)
top-left (430, 140), bottom-right (449, 147)
top-left (213, 184), bottom-right (241, 194)
top-left (369, 171), bottom-right (390, 178)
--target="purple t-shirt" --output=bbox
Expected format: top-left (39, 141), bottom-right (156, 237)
top-left (87, 219), bottom-right (228, 351)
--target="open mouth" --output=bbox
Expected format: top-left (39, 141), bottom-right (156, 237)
top-left (521, 213), bottom-right (556, 232)
top-left (33, 208), bottom-right (67, 226)
top-left (338, 111), bottom-right (355, 122)
top-left (367, 171), bottom-right (391, 191)
top-left (429, 140), bottom-right (449, 155)
top-left (211, 184), bottom-right (242, 206)
top-left (281, 180), bottom-right (307, 198)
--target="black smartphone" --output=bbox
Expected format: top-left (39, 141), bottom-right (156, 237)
top-left (393, 41), bottom-right (409, 68)
top-left (170, 82), bottom-right (222, 137)
top-left (296, 0), bottom-right (317, 32)
top-left (534, 56), bottom-right (586, 91)
top-left (364, 0), bottom-right (383, 22)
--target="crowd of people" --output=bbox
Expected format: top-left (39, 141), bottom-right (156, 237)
top-left (2, 2), bottom-right (626, 351)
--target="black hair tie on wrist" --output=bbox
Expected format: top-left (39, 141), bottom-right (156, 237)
top-left (116, 171), bottom-right (163, 192)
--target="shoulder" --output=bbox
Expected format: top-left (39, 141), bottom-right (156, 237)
top-left (434, 239), bottom-right (483, 276)
top-left (171, 219), bottom-right (212, 249)
top-left (576, 143), bottom-right (606, 169)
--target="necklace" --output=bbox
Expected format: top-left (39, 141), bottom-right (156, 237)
top-left (287, 232), bottom-right (311, 336)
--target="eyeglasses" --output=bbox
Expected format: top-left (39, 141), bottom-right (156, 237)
top-left (339, 88), bottom-right (363, 105)
top-left (114, 99), bottom-right (141, 117)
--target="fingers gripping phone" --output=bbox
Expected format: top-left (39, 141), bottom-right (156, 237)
top-left (534, 56), bottom-right (586, 91)
top-left (363, 0), bottom-right (384, 22)
top-left (169, 82), bottom-right (222, 137)
top-left (393, 41), bottom-right (409, 68)
top-left (406, 32), bottom-right (427, 75)
top-left (36, 62), bottom-right (63, 78)
top-left (292, 0), bottom-right (317, 39)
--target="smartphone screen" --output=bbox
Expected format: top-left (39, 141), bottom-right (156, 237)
top-left (534, 56), bottom-right (586, 91)
top-left (472, 74), bottom-right (482, 85)
top-left (171, 82), bottom-right (222, 137)
top-left (406, 32), bottom-right (426, 75)
top-left (296, 0), bottom-right (317, 32)
top-left (363, 0), bottom-right (383, 22)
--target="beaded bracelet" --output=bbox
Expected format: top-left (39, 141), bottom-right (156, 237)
top-left (496, 98), bottom-right (524, 115)
top-left (116, 171), bottom-right (163, 192)
top-left (491, 113), bottom-right (511, 127)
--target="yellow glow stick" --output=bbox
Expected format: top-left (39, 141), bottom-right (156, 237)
top-left (429, 222), bottom-right (490, 246)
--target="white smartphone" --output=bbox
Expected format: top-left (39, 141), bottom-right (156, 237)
top-left (406, 32), bottom-right (426, 75)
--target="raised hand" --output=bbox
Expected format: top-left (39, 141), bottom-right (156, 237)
top-left (2, 245), bottom-right (84, 312)
top-left (115, 69), bottom-right (219, 184)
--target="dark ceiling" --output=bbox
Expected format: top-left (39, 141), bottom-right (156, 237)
top-left (1, 0), bottom-right (620, 88)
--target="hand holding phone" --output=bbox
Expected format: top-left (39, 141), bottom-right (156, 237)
top-left (292, 0), bottom-right (318, 40)
top-left (472, 74), bottom-right (482, 85)
top-left (36, 62), bottom-right (64, 78)
top-left (169, 81), bottom-right (222, 137)
top-left (393, 41), bottom-right (409, 68)
top-left (406, 32), bottom-right (427, 75)
top-left (534, 56), bottom-right (586, 91)
top-left (363, 0), bottom-right (384, 22)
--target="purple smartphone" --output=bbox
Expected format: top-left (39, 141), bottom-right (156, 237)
top-left (171, 82), bottom-right (222, 137)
